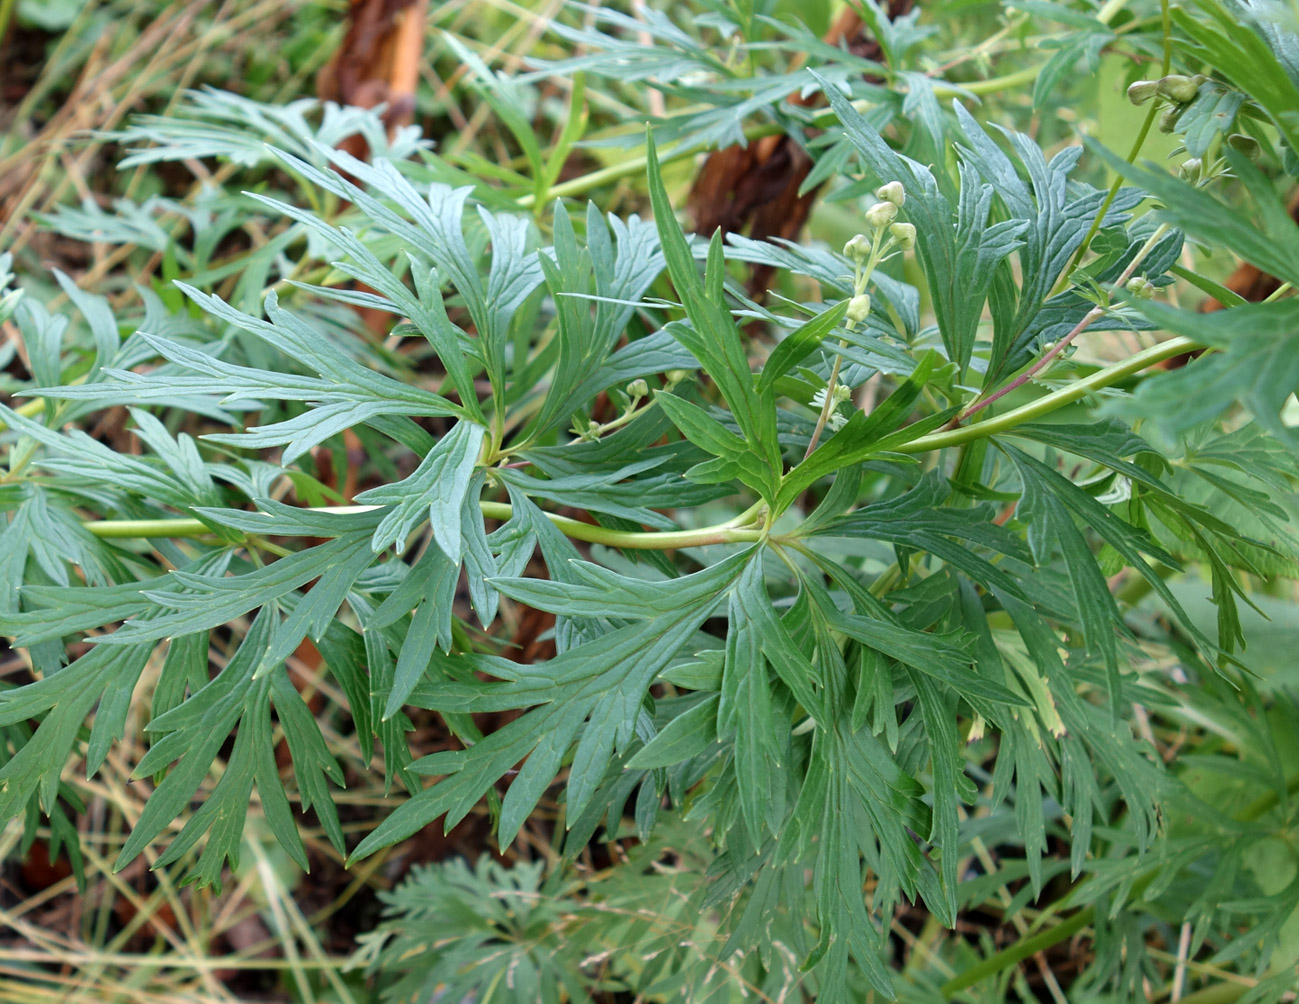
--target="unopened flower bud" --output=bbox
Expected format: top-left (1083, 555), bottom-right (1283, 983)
top-left (1156, 74), bottom-right (1199, 104)
top-left (865, 201), bottom-right (898, 229)
top-left (1227, 133), bottom-right (1262, 162)
top-left (1125, 276), bottom-right (1156, 300)
top-left (1179, 157), bottom-right (1202, 181)
top-left (875, 181), bottom-right (905, 207)
top-left (888, 221), bottom-right (916, 250)
top-left (846, 293), bottom-right (872, 323)
top-left (626, 378), bottom-right (648, 399)
top-left (665, 369), bottom-right (691, 386)
top-left (1127, 80), bottom-right (1159, 105)
top-left (832, 383), bottom-right (852, 404)
top-left (1157, 106), bottom-right (1182, 133)
top-left (843, 233), bottom-right (872, 263)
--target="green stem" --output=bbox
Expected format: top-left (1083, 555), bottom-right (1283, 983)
top-left (900, 337), bottom-right (1196, 454)
top-left (77, 340), bottom-right (1194, 544)
top-left (513, 128), bottom-right (779, 208)
top-left (0, 0), bottom-right (15, 46)
top-left (1055, 0), bottom-right (1171, 294)
top-left (940, 64), bottom-right (1043, 97)
top-left (962, 222), bottom-right (1174, 423)
top-left (84, 500), bottom-right (768, 551)
top-left (1174, 981), bottom-right (1254, 1004)
top-left (516, 56), bottom-right (1053, 212)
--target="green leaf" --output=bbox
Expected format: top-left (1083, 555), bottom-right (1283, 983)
top-left (777, 350), bottom-right (944, 509)
top-left (1110, 298), bottom-right (1299, 447)
top-left (626, 696), bottom-right (720, 769)
top-left (1004, 445), bottom-right (1125, 704)
top-left (758, 300), bottom-right (850, 393)
top-left (644, 132), bottom-right (781, 495)
top-left (352, 549), bottom-right (752, 857)
top-left (1089, 141), bottom-right (1299, 292)
top-left (356, 421), bottom-right (485, 558)
top-left (655, 392), bottom-right (773, 495)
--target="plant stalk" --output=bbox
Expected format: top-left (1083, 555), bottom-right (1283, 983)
top-left (78, 338), bottom-right (1197, 545)
top-left (959, 223), bottom-right (1174, 424)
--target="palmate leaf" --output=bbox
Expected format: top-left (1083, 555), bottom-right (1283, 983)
top-left (522, 203), bottom-right (667, 442)
top-left (644, 132), bottom-right (782, 500)
top-left (0, 534), bottom-right (359, 882)
top-left (815, 76), bottom-right (1027, 377)
top-left (1092, 140), bottom-right (1299, 292)
top-left (351, 549), bottom-right (753, 857)
top-left (243, 189), bottom-right (485, 419)
top-left (1004, 445), bottom-right (1126, 703)
top-left (260, 145), bottom-right (544, 395)
top-left (354, 421), bottom-right (484, 558)
top-left (116, 611), bottom-right (316, 888)
top-left (109, 86), bottom-right (428, 169)
top-left (1108, 298), bottom-right (1299, 448)
top-left (951, 103), bottom-right (1144, 383)
top-left (0, 641), bottom-right (154, 820)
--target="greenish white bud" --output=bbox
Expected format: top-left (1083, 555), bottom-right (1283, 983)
top-left (665, 369), bottom-right (691, 386)
top-left (1157, 106), bottom-right (1182, 133)
top-left (843, 233), bottom-right (872, 263)
top-left (888, 221), bottom-right (916, 250)
top-left (1227, 133), bottom-right (1262, 162)
top-left (626, 378), bottom-right (649, 399)
top-left (846, 293), bottom-right (872, 323)
top-left (832, 383), bottom-right (852, 404)
top-left (1125, 276), bottom-right (1156, 300)
top-left (865, 201), bottom-right (898, 229)
top-left (1156, 74), bottom-right (1199, 104)
top-left (875, 181), bottom-right (905, 207)
top-left (1127, 80), bottom-right (1158, 105)
top-left (1178, 158), bottom-right (1202, 181)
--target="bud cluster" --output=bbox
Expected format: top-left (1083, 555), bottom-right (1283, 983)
top-left (843, 181), bottom-right (916, 270)
top-left (1127, 74), bottom-right (1207, 109)
top-left (1128, 74), bottom-right (1213, 136)
top-left (1125, 276), bottom-right (1156, 300)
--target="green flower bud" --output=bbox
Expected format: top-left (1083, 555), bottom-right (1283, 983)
top-left (1227, 133), bottom-right (1262, 162)
top-left (846, 293), bottom-right (872, 323)
top-left (626, 378), bottom-right (649, 399)
top-left (875, 180), bottom-right (905, 207)
top-left (1178, 157), bottom-right (1202, 181)
top-left (843, 233), bottom-right (872, 263)
top-left (888, 221), bottom-right (916, 251)
top-left (1156, 74), bottom-right (1199, 104)
top-left (832, 382), bottom-right (853, 404)
top-left (1125, 276), bottom-right (1156, 300)
top-left (865, 201), bottom-right (898, 229)
top-left (665, 369), bottom-right (692, 387)
top-left (1127, 80), bottom-right (1159, 105)
top-left (1157, 105), bottom-right (1182, 133)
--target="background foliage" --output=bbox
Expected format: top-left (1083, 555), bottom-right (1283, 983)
top-left (2, 0), bottom-right (1299, 1002)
